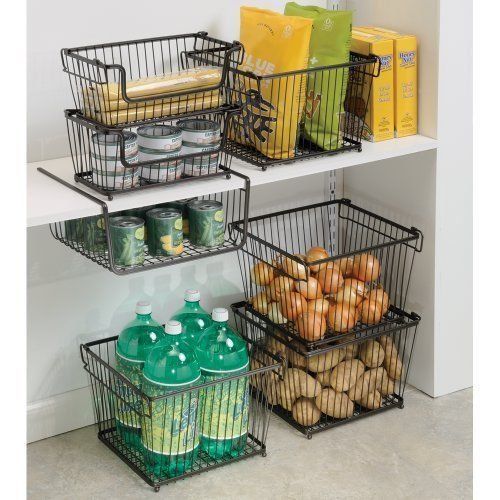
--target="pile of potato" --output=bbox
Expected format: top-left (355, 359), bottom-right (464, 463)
top-left (251, 332), bottom-right (404, 427)
top-left (249, 247), bottom-right (390, 341)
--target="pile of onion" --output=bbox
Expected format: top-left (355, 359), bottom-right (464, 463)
top-left (249, 249), bottom-right (390, 341)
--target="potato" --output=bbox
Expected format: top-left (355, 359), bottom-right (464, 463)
top-left (359, 340), bottom-right (385, 368)
top-left (250, 262), bottom-right (274, 286)
top-left (265, 330), bottom-right (288, 359)
top-left (329, 359), bottom-right (365, 392)
top-left (287, 342), bottom-right (308, 369)
top-left (264, 378), bottom-right (280, 405)
top-left (278, 380), bottom-right (298, 410)
top-left (380, 373), bottom-right (396, 396)
top-left (292, 397), bottom-right (322, 426)
top-left (347, 374), bottom-right (370, 402)
top-left (378, 335), bottom-right (403, 380)
top-left (307, 347), bottom-right (347, 373)
top-left (360, 367), bottom-right (395, 395)
top-left (315, 371), bottom-right (331, 386)
top-left (348, 367), bottom-right (389, 402)
top-left (283, 368), bottom-right (322, 398)
top-left (315, 388), bottom-right (354, 419)
top-left (359, 390), bottom-right (382, 410)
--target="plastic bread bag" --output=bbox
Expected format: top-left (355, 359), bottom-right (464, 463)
top-left (232, 6), bottom-right (312, 160)
top-left (284, 3), bottom-right (352, 150)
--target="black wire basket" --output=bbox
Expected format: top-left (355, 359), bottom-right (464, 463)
top-left (61, 32), bottom-right (243, 127)
top-left (230, 198), bottom-right (422, 352)
top-left (65, 107), bottom-right (240, 198)
top-left (80, 334), bottom-right (281, 491)
top-left (50, 172), bottom-right (250, 275)
top-left (232, 302), bottom-right (420, 438)
top-left (226, 52), bottom-right (380, 169)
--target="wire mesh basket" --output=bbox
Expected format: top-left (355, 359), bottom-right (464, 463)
top-left (80, 334), bottom-right (281, 490)
top-left (226, 52), bottom-right (380, 169)
top-left (62, 32), bottom-right (243, 127)
top-left (50, 174), bottom-right (250, 275)
top-left (65, 107), bottom-right (240, 198)
top-left (232, 302), bottom-right (420, 438)
top-left (231, 198), bottom-right (422, 351)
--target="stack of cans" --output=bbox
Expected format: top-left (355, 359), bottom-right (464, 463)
top-left (91, 132), bottom-right (139, 190)
top-left (178, 119), bottom-right (221, 177)
top-left (137, 125), bottom-right (183, 183)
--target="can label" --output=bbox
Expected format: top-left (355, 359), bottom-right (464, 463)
top-left (146, 208), bottom-right (184, 256)
top-left (83, 215), bottom-right (107, 253)
top-left (137, 125), bottom-right (182, 151)
top-left (162, 198), bottom-right (197, 236)
top-left (199, 368), bottom-right (250, 441)
top-left (140, 163), bottom-right (183, 183)
top-left (141, 379), bottom-right (200, 456)
top-left (64, 218), bottom-right (85, 243)
top-left (115, 355), bottom-right (143, 429)
top-left (178, 119), bottom-right (221, 146)
top-left (188, 201), bottom-right (224, 248)
top-left (110, 217), bottom-right (145, 267)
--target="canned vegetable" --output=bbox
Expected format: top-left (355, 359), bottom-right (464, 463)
top-left (146, 208), bottom-right (184, 256)
top-left (187, 200), bottom-right (225, 248)
top-left (83, 215), bottom-right (108, 253)
top-left (162, 198), bottom-right (197, 236)
top-left (109, 216), bottom-right (145, 267)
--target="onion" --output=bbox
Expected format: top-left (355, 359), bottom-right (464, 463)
top-left (296, 312), bottom-right (327, 341)
top-left (282, 254), bottom-right (308, 280)
top-left (337, 257), bottom-right (354, 277)
top-left (306, 247), bottom-right (329, 273)
top-left (366, 287), bottom-right (390, 315)
top-left (267, 302), bottom-right (288, 324)
top-left (327, 304), bottom-right (357, 333)
top-left (359, 299), bottom-right (383, 325)
top-left (307, 298), bottom-right (330, 316)
top-left (279, 292), bottom-right (308, 321)
top-left (317, 265), bottom-right (344, 294)
top-left (295, 276), bottom-right (323, 299)
top-left (250, 262), bottom-right (274, 286)
top-left (268, 276), bottom-right (295, 301)
top-left (342, 278), bottom-right (368, 298)
top-left (250, 292), bottom-right (269, 314)
top-left (351, 253), bottom-right (381, 282)
top-left (332, 284), bottom-right (364, 308)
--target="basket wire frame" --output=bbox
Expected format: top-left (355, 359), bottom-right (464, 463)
top-left (62, 32), bottom-right (243, 127)
top-left (80, 335), bottom-right (281, 490)
top-left (48, 169), bottom-right (250, 275)
top-left (226, 52), bottom-right (380, 168)
top-left (65, 107), bottom-right (241, 199)
top-left (232, 302), bottom-right (420, 438)
top-left (231, 198), bottom-right (422, 352)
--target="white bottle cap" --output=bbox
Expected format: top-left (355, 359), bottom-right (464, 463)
top-left (165, 320), bottom-right (182, 335)
top-left (185, 289), bottom-right (201, 302)
top-left (212, 307), bottom-right (228, 322)
top-left (136, 301), bottom-right (152, 315)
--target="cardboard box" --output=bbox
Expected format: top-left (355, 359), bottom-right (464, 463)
top-left (350, 30), bottom-right (394, 142)
top-left (357, 27), bottom-right (418, 137)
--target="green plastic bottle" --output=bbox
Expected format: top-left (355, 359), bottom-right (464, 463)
top-left (170, 289), bottom-right (213, 346)
top-left (195, 308), bottom-right (250, 459)
top-left (141, 320), bottom-right (201, 479)
top-left (115, 301), bottom-right (165, 450)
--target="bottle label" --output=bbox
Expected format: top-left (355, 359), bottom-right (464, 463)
top-left (115, 356), bottom-right (143, 429)
top-left (141, 379), bottom-right (200, 456)
top-left (200, 366), bottom-right (250, 441)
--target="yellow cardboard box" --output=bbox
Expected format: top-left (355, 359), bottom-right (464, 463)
top-left (350, 30), bottom-right (394, 142)
top-left (357, 27), bottom-right (418, 137)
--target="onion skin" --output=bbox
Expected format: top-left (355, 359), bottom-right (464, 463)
top-left (366, 287), bottom-right (390, 315)
top-left (351, 253), bottom-right (381, 282)
top-left (267, 276), bottom-right (295, 301)
top-left (282, 254), bottom-right (308, 280)
top-left (296, 312), bottom-right (327, 341)
top-left (251, 292), bottom-right (269, 314)
top-left (337, 257), bottom-right (354, 277)
top-left (295, 276), bottom-right (323, 299)
top-left (307, 298), bottom-right (330, 316)
top-left (317, 266), bottom-right (344, 294)
top-left (359, 299), bottom-right (383, 325)
top-left (332, 281), bottom-right (365, 308)
top-left (327, 304), bottom-right (357, 333)
top-left (306, 247), bottom-right (329, 273)
top-left (267, 302), bottom-right (288, 324)
top-left (250, 262), bottom-right (275, 286)
top-left (279, 292), bottom-right (308, 321)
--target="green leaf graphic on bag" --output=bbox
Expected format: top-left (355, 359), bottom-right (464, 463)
top-left (284, 3), bottom-right (352, 150)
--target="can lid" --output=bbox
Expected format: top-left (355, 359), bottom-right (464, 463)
top-left (136, 301), bottom-right (151, 315)
top-left (177, 118), bottom-right (220, 133)
top-left (165, 320), bottom-right (182, 335)
top-left (137, 124), bottom-right (182, 138)
top-left (185, 289), bottom-right (201, 302)
top-left (212, 307), bottom-right (228, 322)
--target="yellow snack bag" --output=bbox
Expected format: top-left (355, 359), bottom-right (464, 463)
top-left (233, 7), bottom-right (313, 159)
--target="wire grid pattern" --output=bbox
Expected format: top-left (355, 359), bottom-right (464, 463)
top-left (61, 33), bottom-right (242, 127)
top-left (232, 199), bottom-right (422, 351)
top-left (226, 53), bottom-right (379, 168)
top-left (80, 336), bottom-right (280, 489)
top-left (50, 183), bottom-right (249, 275)
top-left (232, 303), bottom-right (420, 437)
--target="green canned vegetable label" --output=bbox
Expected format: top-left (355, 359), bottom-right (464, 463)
top-left (146, 208), bottom-right (184, 256)
top-left (188, 201), bottom-right (225, 248)
top-left (141, 379), bottom-right (200, 455)
top-left (110, 217), bottom-right (145, 267)
top-left (115, 355), bottom-right (143, 429)
top-left (83, 215), bottom-right (107, 253)
top-left (200, 369), bottom-right (250, 440)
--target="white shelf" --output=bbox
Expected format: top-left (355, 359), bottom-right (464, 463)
top-left (27, 135), bottom-right (437, 227)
